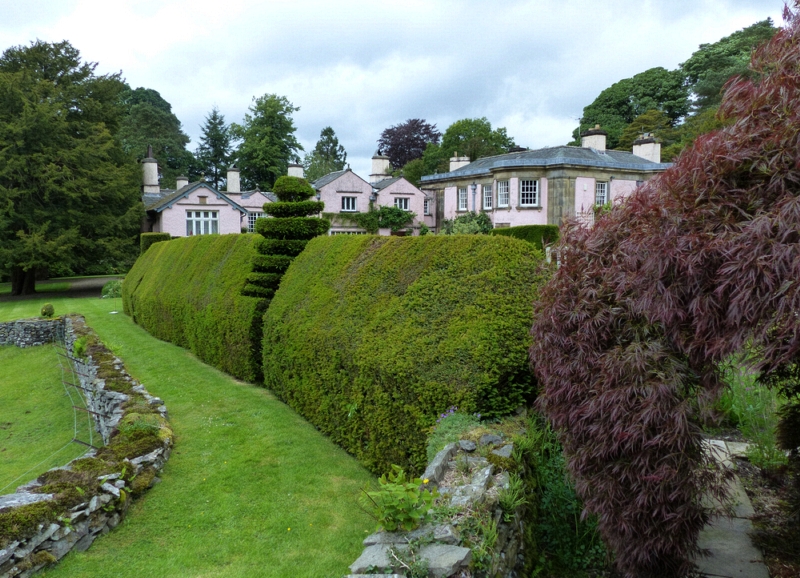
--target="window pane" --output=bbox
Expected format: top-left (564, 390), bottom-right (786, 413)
top-left (483, 184), bottom-right (492, 210)
top-left (595, 182), bottom-right (607, 206)
top-left (497, 181), bottom-right (509, 207)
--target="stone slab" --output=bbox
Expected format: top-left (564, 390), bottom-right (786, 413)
top-left (349, 544), bottom-right (408, 574)
top-left (725, 442), bottom-right (750, 459)
top-left (422, 443), bottom-right (457, 485)
top-left (696, 517), bottom-right (769, 578)
top-left (0, 492), bottom-right (53, 509)
top-left (418, 544), bottom-right (472, 578)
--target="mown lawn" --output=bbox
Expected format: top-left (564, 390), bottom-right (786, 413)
top-left (0, 345), bottom-right (89, 493)
top-left (0, 297), bottom-right (375, 578)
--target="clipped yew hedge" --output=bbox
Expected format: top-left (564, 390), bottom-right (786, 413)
top-left (262, 234), bottom-right (549, 475)
top-left (490, 225), bottom-right (559, 249)
top-left (123, 234), bottom-right (264, 382)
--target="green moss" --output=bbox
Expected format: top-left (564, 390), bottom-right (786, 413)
top-left (70, 457), bottom-right (120, 476)
top-left (123, 234), bottom-right (263, 382)
top-left (31, 550), bottom-right (57, 567)
top-left (0, 501), bottom-right (62, 546)
top-left (262, 234), bottom-right (549, 475)
top-left (130, 467), bottom-right (156, 495)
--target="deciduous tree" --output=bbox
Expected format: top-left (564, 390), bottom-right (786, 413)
top-left (231, 94), bottom-right (303, 191)
top-left (0, 40), bottom-right (142, 294)
top-left (377, 118), bottom-right (440, 169)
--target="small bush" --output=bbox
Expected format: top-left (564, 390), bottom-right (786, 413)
top-left (140, 232), bottom-right (171, 254)
top-left (272, 175), bottom-right (316, 202)
top-left (40, 303), bottom-right (54, 318)
top-left (359, 465), bottom-right (437, 532)
top-left (101, 279), bottom-right (122, 299)
top-left (490, 224), bottom-right (560, 250)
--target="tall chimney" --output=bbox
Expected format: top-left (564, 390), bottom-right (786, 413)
top-left (287, 163), bottom-right (304, 178)
top-left (370, 150), bottom-right (391, 184)
top-left (449, 151), bottom-right (470, 172)
top-left (580, 124), bottom-right (608, 151)
top-left (175, 176), bottom-right (189, 189)
top-left (227, 166), bottom-right (240, 192)
top-left (632, 134), bottom-right (661, 163)
top-left (142, 145), bottom-right (160, 194)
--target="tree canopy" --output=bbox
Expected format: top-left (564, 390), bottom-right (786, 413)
top-left (196, 106), bottom-right (232, 189)
top-left (0, 40), bottom-right (142, 294)
top-left (377, 118), bottom-right (441, 169)
top-left (231, 94), bottom-right (303, 191)
top-left (303, 126), bottom-right (347, 183)
top-left (117, 86), bottom-right (195, 188)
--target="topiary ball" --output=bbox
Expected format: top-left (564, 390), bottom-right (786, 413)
top-left (41, 303), bottom-right (54, 318)
top-left (272, 175), bottom-right (315, 202)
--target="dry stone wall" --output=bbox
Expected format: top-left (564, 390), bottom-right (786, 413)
top-left (0, 317), bottom-right (171, 578)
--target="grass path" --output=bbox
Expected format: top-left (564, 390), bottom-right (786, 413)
top-left (0, 297), bottom-right (374, 577)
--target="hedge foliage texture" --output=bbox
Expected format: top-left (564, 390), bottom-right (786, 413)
top-left (490, 225), bottom-right (559, 250)
top-left (123, 234), bottom-right (263, 382)
top-left (139, 232), bottom-right (170, 254)
top-left (262, 234), bottom-right (548, 475)
top-left (531, 11), bottom-right (798, 578)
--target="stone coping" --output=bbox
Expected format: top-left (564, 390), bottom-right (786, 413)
top-left (0, 316), bottom-right (172, 578)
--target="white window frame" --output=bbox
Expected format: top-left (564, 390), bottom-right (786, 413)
top-left (520, 179), bottom-right (539, 207)
top-left (247, 212), bottom-right (264, 233)
top-left (595, 181), bottom-right (608, 206)
top-left (394, 197), bottom-right (409, 211)
top-left (497, 181), bottom-right (509, 207)
top-left (186, 210), bottom-right (219, 235)
top-left (457, 187), bottom-right (468, 211)
top-left (482, 184), bottom-right (493, 210)
top-left (341, 196), bottom-right (357, 212)
top-left (423, 198), bottom-right (431, 215)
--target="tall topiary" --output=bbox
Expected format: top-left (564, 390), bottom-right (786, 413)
top-left (242, 176), bottom-right (329, 298)
top-left (531, 7), bottom-right (800, 578)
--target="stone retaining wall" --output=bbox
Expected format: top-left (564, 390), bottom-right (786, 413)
top-left (0, 319), bottom-right (63, 348)
top-left (347, 439), bottom-right (526, 578)
top-left (0, 316), bottom-right (171, 578)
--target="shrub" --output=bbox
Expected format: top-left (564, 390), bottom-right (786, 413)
top-left (139, 232), bottom-right (171, 254)
top-left (262, 234), bottom-right (548, 474)
top-left (242, 176), bottom-right (330, 299)
top-left (530, 13), bottom-right (798, 577)
top-left (101, 279), bottom-right (122, 299)
top-left (359, 465), bottom-right (437, 532)
top-left (490, 224), bottom-right (559, 250)
top-left (40, 303), bottom-right (54, 318)
top-left (123, 234), bottom-right (264, 382)
top-left (441, 211), bottom-right (492, 235)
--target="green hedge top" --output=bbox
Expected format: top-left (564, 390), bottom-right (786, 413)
top-left (272, 175), bottom-right (315, 202)
top-left (140, 233), bottom-right (171, 254)
top-left (265, 200), bottom-right (325, 218)
top-left (490, 225), bottom-right (559, 250)
top-left (123, 234), bottom-right (264, 382)
top-left (262, 234), bottom-right (549, 475)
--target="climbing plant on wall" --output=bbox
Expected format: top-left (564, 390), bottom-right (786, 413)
top-left (241, 176), bottom-right (329, 299)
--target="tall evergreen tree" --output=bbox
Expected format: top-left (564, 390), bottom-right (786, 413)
top-left (231, 94), bottom-right (303, 190)
top-left (0, 40), bottom-right (142, 294)
top-left (303, 126), bottom-right (347, 182)
top-left (196, 106), bottom-right (232, 189)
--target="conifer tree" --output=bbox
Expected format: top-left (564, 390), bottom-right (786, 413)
top-left (196, 106), bottom-right (232, 189)
top-left (303, 126), bottom-right (347, 183)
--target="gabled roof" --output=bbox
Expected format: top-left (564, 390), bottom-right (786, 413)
top-left (144, 182), bottom-right (247, 214)
top-left (227, 190), bottom-right (278, 203)
top-left (420, 146), bottom-right (672, 183)
top-left (372, 176), bottom-right (403, 191)
top-left (311, 169), bottom-right (349, 189)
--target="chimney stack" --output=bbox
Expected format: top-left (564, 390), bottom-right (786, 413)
top-left (370, 150), bottom-right (391, 184)
top-left (226, 166), bottom-right (240, 192)
top-left (580, 124), bottom-right (607, 151)
top-left (632, 134), bottom-right (661, 163)
top-left (175, 176), bottom-right (189, 190)
top-left (287, 163), bottom-right (304, 178)
top-left (142, 145), bottom-right (160, 194)
top-left (449, 152), bottom-right (470, 172)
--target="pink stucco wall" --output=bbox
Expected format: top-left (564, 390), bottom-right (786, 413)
top-left (319, 171), bottom-right (372, 214)
top-left (610, 179), bottom-right (638, 202)
top-left (574, 177), bottom-right (596, 215)
top-left (157, 186), bottom-right (244, 237)
top-left (375, 178), bottom-right (426, 232)
top-left (442, 178), bottom-right (548, 228)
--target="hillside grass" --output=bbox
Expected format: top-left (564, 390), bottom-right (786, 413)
top-left (0, 345), bottom-right (88, 493)
top-left (0, 297), bottom-right (374, 578)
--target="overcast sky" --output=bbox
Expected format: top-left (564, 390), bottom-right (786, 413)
top-left (0, 0), bottom-right (784, 178)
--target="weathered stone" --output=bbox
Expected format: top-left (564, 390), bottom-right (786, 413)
top-left (492, 443), bottom-right (513, 459)
top-left (98, 473), bottom-right (120, 482)
top-left (418, 544), bottom-right (472, 578)
top-left (107, 513), bottom-right (120, 529)
top-left (130, 448), bottom-right (163, 467)
top-left (496, 471), bottom-right (510, 490)
top-left (349, 544), bottom-right (408, 574)
top-left (73, 532), bottom-right (95, 553)
top-left (450, 465), bottom-right (494, 508)
top-left (113, 479), bottom-right (125, 489)
top-left (100, 483), bottom-right (120, 498)
top-left (422, 443), bottom-right (457, 485)
top-left (458, 439), bottom-right (477, 452)
top-left (433, 524), bottom-right (459, 545)
top-left (726, 441), bottom-right (750, 459)
top-left (696, 517), bottom-right (769, 578)
top-left (0, 492), bottom-right (53, 509)
top-left (479, 434), bottom-right (503, 447)
top-left (0, 542), bottom-right (20, 565)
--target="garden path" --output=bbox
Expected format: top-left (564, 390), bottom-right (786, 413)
top-left (697, 440), bottom-right (769, 578)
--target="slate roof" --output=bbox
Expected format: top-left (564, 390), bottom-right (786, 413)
top-left (372, 176), bottom-right (403, 191)
top-left (227, 190), bottom-right (278, 203)
top-left (311, 169), bottom-right (349, 190)
top-left (143, 182), bottom-right (247, 214)
top-left (419, 146), bottom-right (672, 183)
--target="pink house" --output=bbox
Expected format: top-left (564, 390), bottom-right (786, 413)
top-left (310, 153), bottom-right (433, 235)
top-left (141, 152), bottom-right (274, 236)
top-left (419, 129), bottom-right (670, 228)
